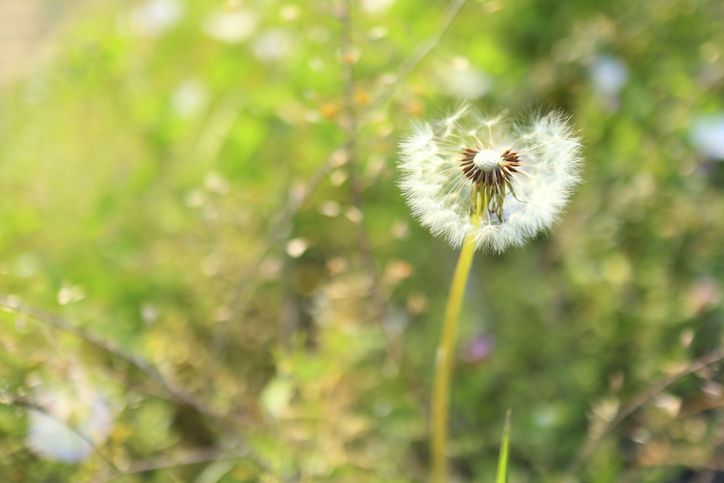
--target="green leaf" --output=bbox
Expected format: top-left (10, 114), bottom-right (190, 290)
top-left (495, 409), bottom-right (512, 483)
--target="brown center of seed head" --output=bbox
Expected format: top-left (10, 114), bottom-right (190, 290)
top-left (459, 148), bottom-right (523, 221)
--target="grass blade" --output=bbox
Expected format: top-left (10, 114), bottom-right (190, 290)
top-left (495, 409), bottom-right (512, 483)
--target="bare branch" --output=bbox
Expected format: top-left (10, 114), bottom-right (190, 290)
top-left (92, 449), bottom-right (264, 483)
top-left (5, 394), bottom-right (122, 477)
top-left (564, 350), bottom-right (724, 481)
top-left (0, 296), bottom-right (258, 434)
top-left (225, 0), bottom-right (469, 322)
top-left (339, 0), bottom-right (387, 322)
top-left (361, 0), bottom-right (468, 124)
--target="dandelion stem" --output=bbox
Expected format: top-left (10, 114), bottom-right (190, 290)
top-left (431, 224), bottom-right (477, 483)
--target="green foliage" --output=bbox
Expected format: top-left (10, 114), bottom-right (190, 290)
top-left (0, 0), bottom-right (723, 481)
top-left (495, 409), bottom-right (512, 483)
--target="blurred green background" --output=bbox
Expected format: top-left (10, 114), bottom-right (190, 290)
top-left (1, 0), bottom-right (723, 481)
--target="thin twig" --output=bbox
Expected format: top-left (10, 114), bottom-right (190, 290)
top-left (0, 296), bottom-right (170, 393)
top-left (0, 296), bottom-right (257, 433)
top-left (360, 0), bottom-right (468, 124)
top-left (92, 449), bottom-right (261, 483)
top-left (340, 0), bottom-right (387, 321)
top-left (564, 350), bottom-right (724, 481)
top-left (226, 0), bottom-right (469, 320)
top-left (6, 394), bottom-right (122, 477)
top-left (517, 0), bottom-right (688, 109)
top-left (226, 161), bottom-right (333, 316)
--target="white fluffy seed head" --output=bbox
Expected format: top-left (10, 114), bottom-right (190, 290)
top-left (397, 104), bottom-right (583, 254)
top-left (473, 150), bottom-right (502, 172)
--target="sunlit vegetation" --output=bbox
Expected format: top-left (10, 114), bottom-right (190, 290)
top-left (0, 0), bottom-right (723, 481)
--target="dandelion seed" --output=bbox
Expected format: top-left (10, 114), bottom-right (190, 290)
top-left (398, 104), bottom-right (583, 253)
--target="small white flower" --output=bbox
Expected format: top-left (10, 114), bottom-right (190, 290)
top-left (398, 104), bottom-right (583, 253)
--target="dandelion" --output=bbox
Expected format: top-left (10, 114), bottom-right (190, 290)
top-left (398, 104), bottom-right (584, 483)
top-left (398, 104), bottom-right (582, 253)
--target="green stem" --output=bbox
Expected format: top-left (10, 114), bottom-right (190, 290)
top-left (431, 229), bottom-right (477, 483)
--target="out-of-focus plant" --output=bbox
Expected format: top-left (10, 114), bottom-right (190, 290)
top-left (0, 0), bottom-right (723, 481)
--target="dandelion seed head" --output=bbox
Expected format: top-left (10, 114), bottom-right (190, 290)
top-left (397, 104), bottom-right (583, 253)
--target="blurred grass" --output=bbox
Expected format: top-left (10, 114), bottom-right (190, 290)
top-left (0, 0), bottom-right (723, 481)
